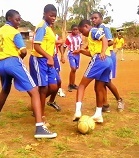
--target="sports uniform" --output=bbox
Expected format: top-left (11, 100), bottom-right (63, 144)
top-left (0, 22), bottom-right (35, 91)
top-left (64, 34), bottom-right (82, 69)
top-left (30, 20), bottom-right (60, 86)
top-left (84, 28), bottom-right (112, 82)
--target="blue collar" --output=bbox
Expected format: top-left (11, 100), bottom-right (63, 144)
top-left (6, 21), bottom-right (13, 26)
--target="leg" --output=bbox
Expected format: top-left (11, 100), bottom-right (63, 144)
top-left (47, 83), bottom-right (61, 111)
top-left (121, 49), bottom-right (124, 60)
top-left (0, 85), bottom-right (11, 111)
top-left (39, 86), bottom-right (48, 117)
top-left (68, 67), bottom-right (77, 92)
top-left (106, 81), bottom-right (120, 100)
top-left (73, 76), bottom-right (93, 121)
top-left (92, 80), bottom-right (105, 123)
top-left (106, 81), bottom-right (124, 112)
top-left (28, 87), bottom-right (57, 138)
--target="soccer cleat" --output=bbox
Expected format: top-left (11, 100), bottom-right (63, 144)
top-left (102, 105), bottom-right (110, 113)
top-left (72, 84), bottom-right (78, 90)
top-left (117, 98), bottom-right (124, 112)
top-left (68, 84), bottom-right (73, 92)
top-left (47, 101), bottom-right (61, 111)
top-left (34, 125), bottom-right (57, 139)
top-left (91, 115), bottom-right (103, 123)
top-left (57, 89), bottom-right (66, 97)
top-left (73, 111), bottom-right (82, 121)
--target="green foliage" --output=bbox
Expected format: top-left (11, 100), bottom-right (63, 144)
top-left (0, 16), bottom-right (34, 30)
top-left (0, 16), bottom-right (6, 27)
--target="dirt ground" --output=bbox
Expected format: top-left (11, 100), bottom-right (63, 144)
top-left (0, 50), bottom-right (139, 158)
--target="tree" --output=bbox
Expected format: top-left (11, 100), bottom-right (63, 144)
top-left (71, 0), bottom-right (113, 24)
top-left (137, 5), bottom-right (139, 15)
top-left (55, 0), bottom-right (70, 38)
top-left (73, 0), bottom-right (96, 19)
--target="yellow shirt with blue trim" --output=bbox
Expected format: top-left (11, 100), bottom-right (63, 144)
top-left (31, 20), bottom-right (56, 57)
top-left (114, 37), bottom-right (124, 49)
top-left (97, 23), bottom-right (113, 51)
top-left (0, 23), bottom-right (26, 60)
top-left (88, 27), bottom-right (111, 57)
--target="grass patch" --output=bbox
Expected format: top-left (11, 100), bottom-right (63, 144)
top-left (6, 112), bottom-right (27, 119)
top-left (0, 143), bottom-right (8, 158)
top-left (12, 136), bottom-right (23, 143)
top-left (116, 127), bottom-right (134, 138)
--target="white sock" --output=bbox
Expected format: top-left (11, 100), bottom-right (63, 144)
top-left (75, 102), bottom-right (82, 112)
top-left (36, 122), bottom-right (43, 126)
top-left (93, 107), bottom-right (102, 117)
top-left (58, 88), bottom-right (62, 93)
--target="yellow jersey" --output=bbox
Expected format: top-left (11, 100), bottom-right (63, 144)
top-left (114, 37), bottom-right (124, 49)
top-left (88, 28), bottom-right (110, 57)
top-left (0, 24), bottom-right (24, 60)
top-left (31, 20), bottom-right (56, 57)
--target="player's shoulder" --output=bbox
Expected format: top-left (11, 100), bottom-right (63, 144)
top-left (99, 23), bottom-right (110, 29)
top-left (36, 20), bottom-right (49, 30)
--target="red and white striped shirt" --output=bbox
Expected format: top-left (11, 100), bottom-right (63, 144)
top-left (64, 34), bottom-right (82, 51)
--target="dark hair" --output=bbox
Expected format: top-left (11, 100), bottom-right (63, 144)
top-left (78, 19), bottom-right (91, 27)
top-left (44, 4), bottom-right (57, 13)
top-left (92, 11), bottom-right (103, 19)
top-left (5, 9), bottom-right (19, 21)
top-left (71, 24), bottom-right (78, 30)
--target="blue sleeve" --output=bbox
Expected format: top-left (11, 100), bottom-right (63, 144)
top-left (91, 28), bottom-right (105, 40)
top-left (13, 33), bottom-right (25, 49)
top-left (103, 27), bottom-right (113, 40)
top-left (34, 27), bottom-right (46, 42)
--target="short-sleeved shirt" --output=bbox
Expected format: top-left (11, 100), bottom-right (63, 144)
top-left (97, 23), bottom-right (113, 50)
top-left (64, 34), bottom-right (82, 51)
top-left (0, 22), bottom-right (25, 59)
top-left (31, 20), bottom-right (56, 57)
top-left (88, 27), bottom-right (110, 56)
top-left (114, 37), bottom-right (124, 49)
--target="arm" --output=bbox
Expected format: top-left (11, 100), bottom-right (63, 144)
top-left (58, 45), bottom-right (65, 63)
top-left (99, 36), bottom-right (108, 60)
top-left (14, 33), bottom-right (27, 59)
top-left (73, 48), bottom-right (91, 57)
top-left (34, 27), bottom-right (54, 66)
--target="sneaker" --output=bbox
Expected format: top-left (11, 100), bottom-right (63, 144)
top-left (58, 89), bottom-right (66, 97)
top-left (47, 102), bottom-right (61, 111)
top-left (91, 115), bottom-right (103, 123)
top-left (117, 98), bottom-right (124, 112)
top-left (72, 84), bottom-right (78, 90)
top-left (73, 111), bottom-right (82, 121)
top-left (34, 125), bottom-right (57, 139)
top-left (102, 105), bottom-right (110, 113)
top-left (68, 84), bottom-right (73, 92)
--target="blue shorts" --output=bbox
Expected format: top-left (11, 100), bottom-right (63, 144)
top-left (0, 57), bottom-right (36, 91)
top-left (54, 54), bottom-right (61, 74)
top-left (29, 55), bottom-right (60, 86)
top-left (84, 54), bottom-right (112, 83)
top-left (68, 52), bottom-right (80, 69)
top-left (110, 51), bottom-right (116, 79)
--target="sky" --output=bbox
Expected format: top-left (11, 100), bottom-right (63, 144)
top-left (0, 0), bottom-right (139, 27)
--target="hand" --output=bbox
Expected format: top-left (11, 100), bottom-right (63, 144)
top-left (56, 39), bottom-right (64, 45)
top-left (99, 52), bottom-right (106, 60)
top-left (20, 52), bottom-right (27, 59)
top-left (47, 57), bottom-right (54, 66)
top-left (72, 49), bottom-right (80, 54)
top-left (60, 56), bottom-right (65, 64)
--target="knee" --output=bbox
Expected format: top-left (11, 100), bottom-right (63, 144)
top-left (71, 68), bottom-right (76, 73)
top-left (49, 84), bottom-right (58, 93)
